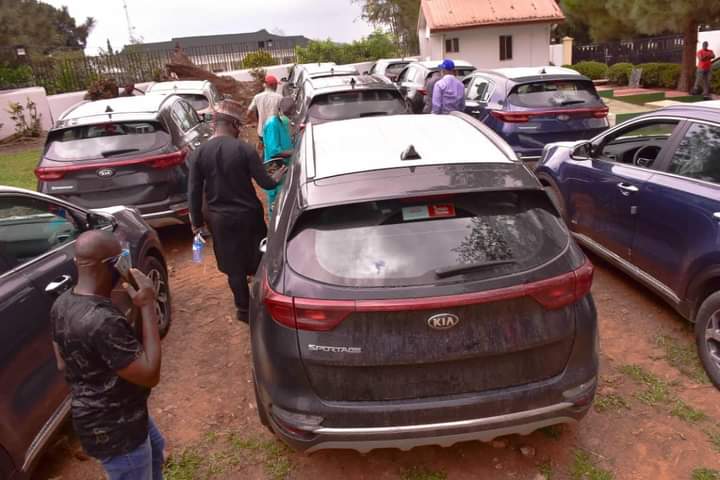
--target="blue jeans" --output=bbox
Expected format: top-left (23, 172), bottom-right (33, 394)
top-left (100, 418), bottom-right (165, 480)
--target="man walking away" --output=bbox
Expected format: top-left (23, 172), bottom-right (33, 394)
top-left (188, 101), bottom-right (286, 323)
top-left (432, 59), bottom-right (466, 114)
top-left (263, 97), bottom-right (295, 217)
top-left (423, 70), bottom-right (441, 114)
top-left (248, 75), bottom-right (283, 151)
top-left (694, 41), bottom-right (716, 99)
top-left (51, 230), bottom-right (164, 480)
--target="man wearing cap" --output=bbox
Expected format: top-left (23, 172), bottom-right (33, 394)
top-left (248, 75), bottom-right (283, 151)
top-left (188, 100), bottom-right (287, 323)
top-left (432, 59), bottom-right (466, 115)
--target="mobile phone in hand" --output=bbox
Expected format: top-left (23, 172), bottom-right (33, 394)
top-left (115, 249), bottom-right (139, 290)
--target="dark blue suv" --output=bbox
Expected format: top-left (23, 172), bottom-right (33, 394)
top-left (463, 67), bottom-right (609, 163)
top-left (535, 102), bottom-right (720, 388)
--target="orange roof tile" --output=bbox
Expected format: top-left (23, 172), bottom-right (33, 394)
top-left (421, 0), bottom-right (565, 32)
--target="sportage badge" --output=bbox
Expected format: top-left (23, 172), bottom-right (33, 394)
top-left (427, 313), bottom-right (460, 330)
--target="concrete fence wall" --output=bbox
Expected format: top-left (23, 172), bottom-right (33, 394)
top-left (0, 61), bottom-right (377, 141)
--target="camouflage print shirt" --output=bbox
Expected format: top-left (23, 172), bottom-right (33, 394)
top-left (51, 290), bottom-right (149, 459)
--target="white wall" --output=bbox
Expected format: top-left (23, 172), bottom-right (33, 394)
top-left (0, 87), bottom-right (53, 140)
top-left (699, 30), bottom-right (720, 61)
top-left (549, 44), bottom-right (564, 66)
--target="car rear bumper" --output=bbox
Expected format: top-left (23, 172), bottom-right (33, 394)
top-left (267, 376), bottom-right (595, 453)
top-left (141, 202), bottom-right (189, 228)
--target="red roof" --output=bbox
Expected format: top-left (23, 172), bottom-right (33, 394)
top-left (421, 0), bottom-right (565, 32)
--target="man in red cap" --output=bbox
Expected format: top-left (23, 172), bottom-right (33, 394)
top-left (248, 74), bottom-right (283, 153)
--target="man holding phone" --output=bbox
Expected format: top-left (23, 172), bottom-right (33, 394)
top-left (51, 230), bottom-right (165, 480)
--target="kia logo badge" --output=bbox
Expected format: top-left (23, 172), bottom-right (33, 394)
top-left (97, 168), bottom-right (115, 178)
top-left (557, 114), bottom-right (570, 121)
top-left (427, 313), bottom-right (460, 330)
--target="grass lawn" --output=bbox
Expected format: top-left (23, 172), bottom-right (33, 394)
top-left (0, 147), bottom-right (41, 190)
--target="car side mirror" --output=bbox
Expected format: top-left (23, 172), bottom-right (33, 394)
top-left (259, 237), bottom-right (268, 254)
top-left (571, 141), bottom-right (593, 161)
top-left (202, 112), bottom-right (213, 122)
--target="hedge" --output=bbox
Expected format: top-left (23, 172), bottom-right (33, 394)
top-left (568, 61), bottom-right (608, 80)
top-left (608, 63), bottom-right (633, 85)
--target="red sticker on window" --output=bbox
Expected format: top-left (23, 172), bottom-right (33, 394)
top-left (429, 204), bottom-right (456, 218)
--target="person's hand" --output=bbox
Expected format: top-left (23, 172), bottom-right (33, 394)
top-left (191, 224), bottom-right (205, 235)
top-left (124, 268), bottom-right (156, 308)
top-left (272, 165), bottom-right (288, 183)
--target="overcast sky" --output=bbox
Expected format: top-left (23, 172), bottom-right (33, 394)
top-left (42, 0), bottom-right (375, 53)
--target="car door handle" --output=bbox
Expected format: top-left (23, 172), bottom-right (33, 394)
top-left (45, 275), bottom-right (72, 294)
top-left (617, 183), bottom-right (639, 195)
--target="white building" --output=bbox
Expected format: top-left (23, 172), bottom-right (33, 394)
top-left (418, 0), bottom-right (565, 69)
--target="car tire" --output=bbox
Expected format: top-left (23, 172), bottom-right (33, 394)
top-left (695, 291), bottom-right (720, 388)
top-left (140, 256), bottom-right (172, 338)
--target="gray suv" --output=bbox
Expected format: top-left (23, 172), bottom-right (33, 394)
top-left (0, 186), bottom-right (170, 479)
top-left (36, 94), bottom-right (212, 228)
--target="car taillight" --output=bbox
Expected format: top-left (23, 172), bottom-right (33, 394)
top-left (490, 110), bottom-right (530, 123)
top-left (418, 88), bottom-right (427, 96)
top-left (262, 276), bottom-right (353, 331)
top-left (592, 107), bottom-right (609, 118)
top-left (263, 260), bottom-right (594, 331)
top-left (528, 259), bottom-right (594, 310)
top-left (34, 150), bottom-right (188, 181)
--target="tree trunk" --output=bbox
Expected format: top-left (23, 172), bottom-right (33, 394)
top-left (679, 20), bottom-right (698, 93)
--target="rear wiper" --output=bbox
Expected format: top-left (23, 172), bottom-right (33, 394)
top-left (434, 259), bottom-right (517, 278)
top-left (559, 100), bottom-right (585, 106)
top-left (102, 148), bottom-right (140, 157)
top-left (359, 112), bottom-right (389, 117)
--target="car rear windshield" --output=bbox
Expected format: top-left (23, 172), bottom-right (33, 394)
top-left (385, 62), bottom-right (410, 76)
top-left (307, 90), bottom-right (406, 122)
top-left (427, 67), bottom-right (476, 80)
top-left (178, 94), bottom-right (210, 111)
top-left (508, 80), bottom-right (601, 108)
top-left (45, 121), bottom-right (170, 162)
top-left (287, 191), bottom-right (568, 288)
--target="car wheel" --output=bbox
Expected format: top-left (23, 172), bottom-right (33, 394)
top-left (695, 291), bottom-right (720, 388)
top-left (141, 256), bottom-right (172, 338)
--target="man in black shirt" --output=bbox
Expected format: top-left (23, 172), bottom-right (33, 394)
top-left (188, 100), bottom-right (286, 322)
top-left (51, 230), bottom-right (164, 479)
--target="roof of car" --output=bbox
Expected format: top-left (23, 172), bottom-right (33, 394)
top-left (472, 66), bottom-right (585, 83)
top-left (306, 66), bottom-right (360, 79)
top-left (304, 74), bottom-right (397, 94)
top-left (59, 95), bottom-right (172, 122)
top-left (299, 62), bottom-right (338, 74)
top-left (145, 80), bottom-right (211, 94)
top-left (309, 114), bottom-right (514, 180)
top-left (412, 60), bottom-right (475, 70)
top-left (651, 101), bottom-right (720, 121)
top-left (375, 58), bottom-right (413, 65)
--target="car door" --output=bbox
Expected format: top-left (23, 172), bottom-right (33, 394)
top-left (396, 66), bottom-right (413, 101)
top-left (464, 75), bottom-right (494, 120)
top-left (631, 120), bottom-right (720, 298)
top-left (0, 193), bottom-right (80, 470)
top-left (566, 119), bottom-right (681, 261)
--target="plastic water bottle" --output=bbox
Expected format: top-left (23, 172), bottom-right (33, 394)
top-left (192, 233), bottom-right (206, 263)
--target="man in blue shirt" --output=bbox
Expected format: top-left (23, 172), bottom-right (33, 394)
top-left (432, 59), bottom-right (466, 114)
top-left (262, 97), bottom-right (294, 216)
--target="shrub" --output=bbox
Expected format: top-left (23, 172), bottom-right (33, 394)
top-left (637, 63), bottom-right (681, 88)
top-left (0, 64), bottom-right (33, 89)
top-left (712, 70), bottom-right (720, 95)
top-left (569, 61), bottom-right (609, 80)
top-left (242, 50), bottom-right (278, 69)
top-left (85, 77), bottom-right (119, 101)
top-left (6, 98), bottom-right (42, 138)
top-left (296, 30), bottom-right (400, 65)
top-left (608, 62), bottom-right (633, 85)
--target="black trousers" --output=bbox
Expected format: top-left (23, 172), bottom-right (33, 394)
top-left (206, 209), bottom-right (266, 313)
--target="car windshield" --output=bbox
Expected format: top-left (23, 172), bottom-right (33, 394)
top-left (307, 90), bottom-right (406, 123)
top-left (287, 191), bottom-right (568, 287)
top-left (178, 94), bottom-right (210, 111)
top-left (509, 80), bottom-right (600, 108)
top-left (45, 122), bottom-right (170, 162)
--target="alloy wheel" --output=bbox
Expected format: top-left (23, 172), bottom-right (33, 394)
top-left (706, 311), bottom-right (720, 370)
top-left (148, 268), bottom-right (169, 331)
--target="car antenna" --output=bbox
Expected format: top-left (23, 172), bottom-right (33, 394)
top-left (400, 144), bottom-right (421, 161)
top-left (105, 105), bottom-right (114, 119)
top-left (350, 77), bottom-right (356, 89)
top-left (540, 67), bottom-right (547, 74)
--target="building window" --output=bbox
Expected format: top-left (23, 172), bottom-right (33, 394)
top-left (258, 41), bottom-right (265, 49)
top-left (500, 35), bottom-right (513, 61)
top-left (445, 38), bottom-right (460, 53)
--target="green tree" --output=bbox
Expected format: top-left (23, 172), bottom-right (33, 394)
top-left (242, 50), bottom-right (278, 69)
top-left (353, 0), bottom-right (420, 55)
top-left (295, 31), bottom-right (400, 64)
top-left (561, 0), bottom-right (720, 91)
top-left (0, 0), bottom-right (95, 63)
